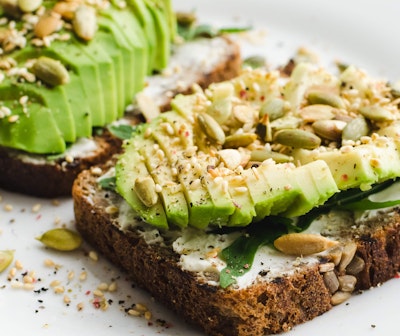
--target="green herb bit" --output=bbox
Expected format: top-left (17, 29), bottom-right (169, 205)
top-left (243, 55), bottom-right (267, 69)
top-left (219, 217), bottom-right (290, 288)
top-left (98, 176), bottom-right (116, 191)
top-left (36, 228), bottom-right (82, 252)
top-left (108, 124), bottom-right (137, 140)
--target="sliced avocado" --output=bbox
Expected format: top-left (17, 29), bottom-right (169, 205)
top-left (0, 102), bottom-right (65, 154)
top-left (0, 78), bottom-right (76, 144)
top-left (202, 173), bottom-right (236, 226)
top-left (225, 174), bottom-right (256, 226)
top-left (144, 0), bottom-right (171, 71)
top-left (125, 0), bottom-right (157, 73)
top-left (281, 160), bottom-right (339, 218)
top-left (102, 6), bottom-right (148, 93)
top-left (293, 141), bottom-right (400, 191)
top-left (257, 163), bottom-right (301, 216)
top-left (74, 37), bottom-right (118, 124)
top-left (47, 40), bottom-right (106, 127)
top-left (95, 30), bottom-right (125, 115)
top-left (139, 136), bottom-right (189, 228)
top-left (150, 112), bottom-right (214, 229)
top-left (62, 72), bottom-right (92, 139)
top-left (242, 164), bottom-right (299, 221)
top-left (116, 127), bottom-right (168, 229)
top-left (97, 15), bottom-right (134, 110)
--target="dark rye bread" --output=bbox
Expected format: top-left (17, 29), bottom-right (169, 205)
top-left (72, 162), bottom-right (400, 336)
top-left (0, 37), bottom-right (240, 198)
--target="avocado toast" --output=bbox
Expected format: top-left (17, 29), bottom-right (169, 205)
top-left (73, 60), bottom-right (400, 335)
top-left (0, 0), bottom-right (241, 197)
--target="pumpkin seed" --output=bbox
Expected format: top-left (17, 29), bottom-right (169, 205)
top-left (298, 104), bottom-right (336, 123)
top-left (312, 119), bottom-right (347, 141)
top-left (223, 133), bottom-right (257, 148)
top-left (358, 105), bottom-right (394, 122)
top-left (250, 148), bottom-right (293, 163)
top-left (274, 129), bottom-right (321, 149)
top-left (342, 116), bottom-right (369, 141)
top-left (134, 176), bottom-right (158, 207)
top-left (18, 0), bottom-right (42, 12)
top-left (32, 56), bottom-right (70, 86)
top-left (273, 233), bottom-right (338, 256)
top-left (36, 228), bottom-right (82, 251)
top-left (73, 5), bottom-right (97, 41)
top-left (0, 250), bottom-right (14, 273)
top-left (307, 89), bottom-right (345, 108)
top-left (243, 55), bottom-right (267, 69)
top-left (259, 97), bottom-right (286, 121)
top-left (176, 11), bottom-right (197, 27)
top-left (197, 113), bottom-right (225, 144)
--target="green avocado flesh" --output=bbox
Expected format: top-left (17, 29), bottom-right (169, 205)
top-left (0, 0), bottom-right (175, 154)
top-left (115, 64), bottom-right (400, 230)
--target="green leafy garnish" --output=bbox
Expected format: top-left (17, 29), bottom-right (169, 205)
top-left (220, 178), bottom-right (400, 288)
top-left (107, 124), bottom-right (138, 140)
top-left (219, 217), bottom-right (290, 288)
top-left (297, 178), bottom-right (399, 230)
top-left (98, 176), bottom-right (116, 191)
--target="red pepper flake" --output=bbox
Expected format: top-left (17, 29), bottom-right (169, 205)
top-left (92, 298), bottom-right (101, 309)
top-left (395, 272), bottom-right (400, 279)
top-left (260, 95), bottom-right (265, 101)
top-left (184, 130), bottom-right (190, 137)
top-left (341, 174), bottom-right (348, 181)
top-left (239, 90), bottom-right (247, 99)
top-left (36, 214), bottom-right (42, 220)
top-left (85, 290), bottom-right (91, 295)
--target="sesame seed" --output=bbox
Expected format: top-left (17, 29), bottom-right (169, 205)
top-left (77, 302), bottom-right (84, 311)
top-left (88, 251), bottom-right (98, 261)
top-left (105, 205), bottom-right (119, 214)
top-left (97, 282), bottom-right (109, 291)
top-left (15, 260), bottom-right (23, 270)
top-left (31, 203), bottom-right (41, 213)
top-left (128, 309), bottom-right (141, 317)
top-left (54, 286), bottom-right (65, 294)
top-left (3, 204), bottom-right (13, 212)
top-left (108, 281), bottom-right (117, 292)
top-left (79, 271), bottom-right (87, 281)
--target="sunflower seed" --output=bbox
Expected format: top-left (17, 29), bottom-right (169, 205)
top-left (73, 5), bottom-right (97, 41)
top-left (273, 233), bottom-right (338, 256)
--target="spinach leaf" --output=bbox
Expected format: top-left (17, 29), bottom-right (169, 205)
top-left (219, 217), bottom-right (290, 288)
top-left (98, 176), bottom-right (116, 191)
top-left (107, 124), bottom-right (137, 140)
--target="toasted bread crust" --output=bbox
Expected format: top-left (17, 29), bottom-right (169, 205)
top-left (72, 165), bottom-right (400, 336)
top-left (0, 37), bottom-right (241, 198)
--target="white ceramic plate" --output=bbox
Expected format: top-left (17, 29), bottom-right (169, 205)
top-left (1, 1), bottom-right (400, 335)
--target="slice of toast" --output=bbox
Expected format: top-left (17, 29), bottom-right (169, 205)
top-left (72, 160), bottom-right (400, 336)
top-left (0, 37), bottom-right (240, 198)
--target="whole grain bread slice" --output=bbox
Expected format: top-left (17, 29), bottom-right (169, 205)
top-left (0, 37), bottom-right (240, 198)
top-left (72, 161), bottom-right (400, 336)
